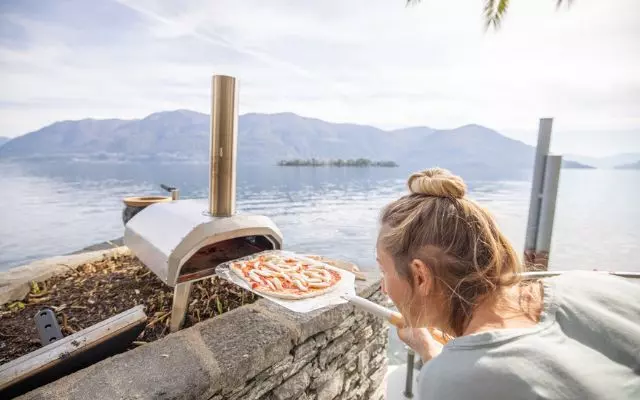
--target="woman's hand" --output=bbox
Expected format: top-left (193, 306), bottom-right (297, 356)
top-left (397, 327), bottom-right (444, 363)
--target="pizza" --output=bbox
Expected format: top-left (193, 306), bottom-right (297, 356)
top-left (304, 254), bottom-right (365, 280)
top-left (229, 253), bottom-right (343, 299)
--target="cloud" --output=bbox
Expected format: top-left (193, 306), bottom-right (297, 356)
top-left (0, 0), bottom-right (638, 156)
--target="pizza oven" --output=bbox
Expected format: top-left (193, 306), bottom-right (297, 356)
top-left (124, 75), bottom-right (283, 331)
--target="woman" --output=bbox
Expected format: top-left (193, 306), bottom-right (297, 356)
top-left (377, 168), bottom-right (639, 399)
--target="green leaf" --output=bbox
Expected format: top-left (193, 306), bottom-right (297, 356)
top-left (216, 297), bottom-right (223, 315)
top-left (8, 301), bottom-right (25, 311)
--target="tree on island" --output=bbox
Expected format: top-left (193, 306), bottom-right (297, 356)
top-left (277, 158), bottom-right (398, 167)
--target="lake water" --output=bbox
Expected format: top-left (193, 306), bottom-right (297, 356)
top-left (0, 161), bottom-right (638, 272)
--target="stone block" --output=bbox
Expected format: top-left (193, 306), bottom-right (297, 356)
top-left (354, 325), bottom-right (373, 341)
top-left (342, 373), bottom-right (359, 393)
top-left (330, 337), bottom-right (365, 372)
top-left (316, 369), bottom-right (345, 400)
top-left (318, 332), bottom-right (355, 369)
top-left (369, 353), bottom-right (386, 372)
top-left (16, 366), bottom-right (120, 400)
top-left (348, 378), bottom-right (370, 400)
top-left (345, 357), bottom-right (357, 373)
top-left (286, 350), bottom-right (316, 380)
top-left (254, 299), bottom-right (353, 344)
top-left (313, 332), bottom-right (328, 348)
top-left (353, 310), bottom-right (366, 322)
top-left (327, 315), bottom-right (356, 341)
top-left (309, 359), bottom-right (339, 389)
top-left (255, 355), bottom-right (294, 382)
top-left (294, 337), bottom-right (317, 360)
top-left (272, 364), bottom-right (312, 400)
top-left (368, 365), bottom-right (387, 387)
top-left (18, 331), bottom-right (216, 400)
top-left (366, 373), bottom-right (387, 400)
top-left (197, 306), bottom-right (295, 391)
top-left (357, 350), bottom-right (370, 375)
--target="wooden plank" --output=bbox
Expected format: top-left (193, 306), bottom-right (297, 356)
top-left (0, 305), bottom-right (146, 395)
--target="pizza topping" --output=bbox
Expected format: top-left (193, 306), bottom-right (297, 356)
top-left (230, 253), bottom-right (342, 297)
top-left (248, 270), bottom-right (263, 284)
top-left (254, 269), bottom-right (274, 277)
top-left (270, 277), bottom-right (283, 290)
top-left (292, 279), bottom-right (308, 291)
top-left (274, 272), bottom-right (293, 282)
top-left (264, 262), bottom-right (284, 273)
top-left (289, 272), bottom-right (306, 281)
top-left (265, 279), bottom-right (277, 291)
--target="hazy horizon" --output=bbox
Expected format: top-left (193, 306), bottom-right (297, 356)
top-left (1, 0), bottom-right (639, 157)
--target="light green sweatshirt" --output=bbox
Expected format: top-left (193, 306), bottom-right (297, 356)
top-left (418, 271), bottom-right (640, 400)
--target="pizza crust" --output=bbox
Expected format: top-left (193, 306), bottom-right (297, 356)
top-left (229, 260), bottom-right (341, 300)
top-left (254, 284), bottom-right (338, 300)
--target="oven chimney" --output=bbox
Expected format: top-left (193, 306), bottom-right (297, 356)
top-left (209, 75), bottom-right (238, 217)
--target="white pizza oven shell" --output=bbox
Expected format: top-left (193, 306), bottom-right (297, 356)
top-left (124, 199), bottom-right (283, 287)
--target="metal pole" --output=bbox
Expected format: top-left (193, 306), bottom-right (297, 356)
top-left (524, 118), bottom-right (553, 267)
top-left (534, 155), bottom-right (562, 268)
top-left (209, 75), bottom-right (239, 217)
top-left (404, 350), bottom-right (415, 398)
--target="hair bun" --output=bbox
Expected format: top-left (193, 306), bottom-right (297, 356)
top-left (407, 168), bottom-right (467, 199)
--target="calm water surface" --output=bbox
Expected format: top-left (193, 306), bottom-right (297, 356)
top-left (0, 161), bottom-right (638, 272)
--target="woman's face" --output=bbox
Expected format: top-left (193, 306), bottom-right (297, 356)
top-left (376, 239), bottom-right (412, 317)
top-left (376, 228), bottom-right (435, 328)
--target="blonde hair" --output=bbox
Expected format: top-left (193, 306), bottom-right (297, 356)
top-left (379, 168), bottom-right (522, 336)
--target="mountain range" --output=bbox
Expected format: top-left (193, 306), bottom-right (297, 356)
top-left (566, 153), bottom-right (640, 169)
top-left (0, 110), bottom-right (622, 171)
top-left (616, 160), bottom-right (640, 169)
top-left (0, 137), bottom-right (10, 147)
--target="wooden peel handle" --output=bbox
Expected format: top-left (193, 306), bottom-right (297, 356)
top-left (344, 295), bottom-right (450, 345)
top-left (388, 311), bottom-right (450, 346)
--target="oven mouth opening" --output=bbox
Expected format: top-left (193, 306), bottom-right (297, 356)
top-left (177, 235), bottom-right (276, 283)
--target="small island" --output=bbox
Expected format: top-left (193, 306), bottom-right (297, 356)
top-left (277, 158), bottom-right (398, 167)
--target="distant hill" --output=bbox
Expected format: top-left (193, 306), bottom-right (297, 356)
top-left (566, 153), bottom-right (640, 169)
top-left (615, 160), bottom-right (640, 169)
top-left (562, 160), bottom-right (595, 169)
top-left (0, 137), bottom-right (10, 147)
top-left (0, 110), bottom-right (597, 172)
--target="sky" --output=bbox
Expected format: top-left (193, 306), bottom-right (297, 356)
top-left (0, 0), bottom-right (638, 157)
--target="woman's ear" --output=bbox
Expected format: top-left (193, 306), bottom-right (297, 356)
top-left (409, 259), bottom-right (432, 295)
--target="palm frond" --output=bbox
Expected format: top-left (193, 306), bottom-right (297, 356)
top-left (556, 0), bottom-right (574, 9)
top-left (484, 0), bottom-right (510, 30)
top-left (407, 0), bottom-right (573, 30)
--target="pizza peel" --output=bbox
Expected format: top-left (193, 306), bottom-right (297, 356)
top-left (215, 251), bottom-right (357, 313)
top-left (216, 250), bottom-right (451, 345)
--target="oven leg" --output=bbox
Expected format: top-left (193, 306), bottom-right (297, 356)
top-left (170, 282), bottom-right (192, 333)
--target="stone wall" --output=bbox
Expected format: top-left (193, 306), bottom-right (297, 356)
top-left (17, 271), bottom-right (388, 400)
